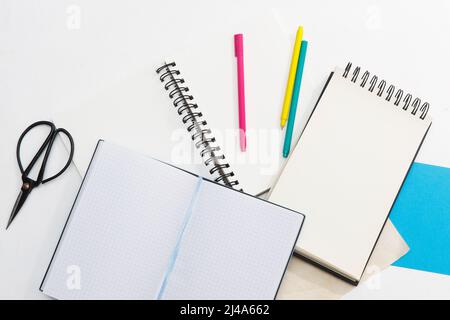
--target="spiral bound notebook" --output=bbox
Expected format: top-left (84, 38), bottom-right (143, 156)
top-left (269, 63), bottom-right (432, 284)
top-left (52, 14), bottom-right (289, 197)
top-left (156, 62), bottom-right (240, 189)
top-left (40, 141), bottom-right (304, 299)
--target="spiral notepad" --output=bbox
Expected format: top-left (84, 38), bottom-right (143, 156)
top-left (270, 63), bottom-right (432, 284)
top-left (156, 62), bottom-right (241, 190)
top-left (342, 63), bottom-right (430, 119)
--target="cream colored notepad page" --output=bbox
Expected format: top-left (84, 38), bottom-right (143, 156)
top-left (270, 69), bottom-right (431, 282)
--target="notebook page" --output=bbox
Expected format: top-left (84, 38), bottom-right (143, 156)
top-left (52, 10), bottom-right (289, 196)
top-left (270, 71), bottom-right (431, 282)
top-left (173, 11), bottom-right (290, 195)
top-left (41, 141), bottom-right (200, 299)
top-left (160, 180), bottom-right (304, 300)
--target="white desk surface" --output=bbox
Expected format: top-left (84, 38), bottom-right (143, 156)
top-left (1, 0), bottom-right (449, 299)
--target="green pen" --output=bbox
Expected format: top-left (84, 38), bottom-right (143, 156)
top-left (283, 40), bottom-right (308, 158)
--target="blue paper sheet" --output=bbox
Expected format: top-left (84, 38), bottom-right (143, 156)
top-left (391, 162), bottom-right (450, 276)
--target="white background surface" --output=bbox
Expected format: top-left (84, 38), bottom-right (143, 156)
top-left (343, 267), bottom-right (450, 300)
top-left (1, 0), bottom-right (449, 299)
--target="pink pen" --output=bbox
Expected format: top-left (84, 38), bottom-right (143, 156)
top-left (234, 33), bottom-right (246, 152)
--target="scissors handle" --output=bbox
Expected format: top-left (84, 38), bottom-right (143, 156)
top-left (40, 128), bottom-right (74, 184)
top-left (16, 121), bottom-right (74, 186)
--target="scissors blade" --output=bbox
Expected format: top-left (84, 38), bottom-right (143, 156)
top-left (6, 189), bottom-right (30, 230)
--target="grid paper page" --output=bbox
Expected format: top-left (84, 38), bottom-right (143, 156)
top-left (42, 141), bottom-right (199, 299)
top-left (270, 70), bottom-right (431, 282)
top-left (160, 181), bottom-right (304, 300)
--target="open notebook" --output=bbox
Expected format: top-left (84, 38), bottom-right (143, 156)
top-left (51, 11), bottom-right (290, 196)
top-left (40, 141), bottom-right (304, 299)
top-left (270, 64), bottom-right (432, 284)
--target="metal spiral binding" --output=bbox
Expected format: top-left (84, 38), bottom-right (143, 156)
top-left (343, 62), bottom-right (430, 120)
top-left (156, 62), bottom-right (241, 189)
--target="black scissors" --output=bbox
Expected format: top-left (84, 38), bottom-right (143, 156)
top-left (7, 121), bottom-right (74, 230)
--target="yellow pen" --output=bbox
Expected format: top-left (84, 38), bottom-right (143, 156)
top-left (280, 26), bottom-right (303, 128)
